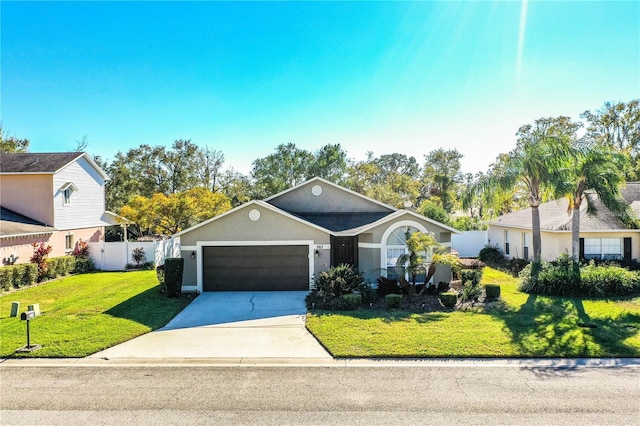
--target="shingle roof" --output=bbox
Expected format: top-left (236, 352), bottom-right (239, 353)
top-left (291, 212), bottom-right (392, 232)
top-left (0, 207), bottom-right (56, 238)
top-left (492, 183), bottom-right (640, 232)
top-left (0, 152), bottom-right (84, 174)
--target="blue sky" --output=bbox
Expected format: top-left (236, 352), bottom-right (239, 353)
top-left (2, 1), bottom-right (638, 175)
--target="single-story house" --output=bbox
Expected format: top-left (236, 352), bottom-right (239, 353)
top-left (487, 183), bottom-right (640, 262)
top-left (0, 152), bottom-right (121, 266)
top-left (174, 177), bottom-right (460, 293)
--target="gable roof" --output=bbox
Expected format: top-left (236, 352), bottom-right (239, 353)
top-left (491, 183), bottom-right (640, 232)
top-left (265, 177), bottom-right (399, 213)
top-left (0, 207), bottom-right (56, 238)
top-left (0, 152), bottom-right (109, 180)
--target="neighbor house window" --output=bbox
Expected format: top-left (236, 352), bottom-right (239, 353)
top-left (522, 233), bottom-right (529, 260)
top-left (504, 230), bottom-right (510, 255)
top-left (584, 238), bottom-right (622, 260)
top-left (65, 234), bottom-right (74, 253)
top-left (60, 182), bottom-right (78, 206)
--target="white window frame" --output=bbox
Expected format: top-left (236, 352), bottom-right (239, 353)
top-left (381, 222), bottom-right (433, 284)
top-left (65, 234), bottom-right (74, 253)
top-left (585, 237), bottom-right (622, 260)
top-left (504, 230), bottom-right (510, 255)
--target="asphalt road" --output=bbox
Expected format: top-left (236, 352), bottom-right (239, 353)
top-left (1, 364), bottom-right (638, 425)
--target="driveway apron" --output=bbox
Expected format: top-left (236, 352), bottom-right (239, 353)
top-left (90, 292), bottom-right (330, 359)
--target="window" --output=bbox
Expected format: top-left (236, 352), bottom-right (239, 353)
top-left (522, 233), bottom-right (529, 260)
top-left (65, 234), bottom-right (74, 253)
top-left (585, 238), bottom-right (622, 260)
top-left (60, 182), bottom-right (78, 206)
top-left (63, 188), bottom-right (72, 205)
top-left (504, 230), bottom-right (510, 255)
top-left (385, 225), bottom-right (429, 283)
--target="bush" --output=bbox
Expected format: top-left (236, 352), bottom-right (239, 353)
top-left (460, 268), bottom-right (483, 286)
top-left (337, 294), bottom-right (362, 310)
top-left (74, 257), bottom-right (95, 273)
top-left (131, 247), bottom-right (147, 268)
top-left (519, 255), bottom-right (640, 297)
top-left (376, 276), bottom-right (401, 297)
top-left (156, 264), bottom-right (165, 286)
top-left (359, 282), bottom-right (377, 304)
top-left (30, 242), bottom-right (53, 281)
top-left (0, 263), bottom-right (38, 292)
top-left (306, 264), bottom-right (366, 309)
top-left (164, 258), bottom-right (184, 297)
top-left (478, 244), bottom-right (506, 265)
top-left (461, 281), bottom-right (482, 302)
top-left (385, 294), bottom-right (402, 309)
top-left (439, 291), bottom-right (458, 308)
top-left (484, 284), bottom-right (501, 299)
top-left (45, 256), bottom-right (76, 280)
top-left (507, 258), bottom-right (529, 276)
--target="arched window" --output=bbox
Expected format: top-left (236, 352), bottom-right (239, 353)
top-left (383, 222), bottom-right (432, 284)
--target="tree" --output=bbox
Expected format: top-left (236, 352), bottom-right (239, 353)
top-left (581, 99), bottom-right (640, 179)
top-left (553, 140), bottom-right (633, 261)
top-left (119, 187), bottom-right (231, 235)
top-left (196, 146), bottom-right (225, 192)
top-left (74, 136), bottom-right (89, 152)
top-left (0, 125), bottom-right (30, 153)
top-left (422, 148), bottom-right (463, 212)
top-left (251, 143), bottom-right (314, 197)
top-left (481, 117), bottom-right (574, 265)
top-left (308, 143), bottom-right (349, 184)
top-left (417, 200), bottom-right (450, 225)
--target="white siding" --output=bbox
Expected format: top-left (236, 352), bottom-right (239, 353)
top-left (52, 156), bottom-right (106, 230)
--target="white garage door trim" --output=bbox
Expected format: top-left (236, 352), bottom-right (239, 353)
top-left (196, 240), bottom-right (315, 293)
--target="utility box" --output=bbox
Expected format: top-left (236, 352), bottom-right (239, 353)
top-left (10, 302), bottom-right (20, 318)
top-left (28, 304), bottom-right (41, 316)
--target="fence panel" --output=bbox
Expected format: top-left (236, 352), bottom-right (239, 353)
top-left (451, 231), bottom-right (488, 258)
top-left (88, 241), bottom-right (158, 271)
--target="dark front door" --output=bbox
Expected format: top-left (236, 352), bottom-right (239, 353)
top-left (331, 236), bottom-right (358, 268)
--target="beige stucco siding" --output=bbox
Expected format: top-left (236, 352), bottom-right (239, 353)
top-left (179, 204), bottom-right (330, 246)
top-left (269, 181), bottom-right (393, 214)
top-left (0, 174), bottom-right (54, 225)
top-left (358, 246), bottom-right (380, 284)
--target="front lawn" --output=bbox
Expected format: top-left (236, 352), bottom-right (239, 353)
top-left (0, 271), bottom-right (193, 357)
top-left (306, 267), bottom-right (640, 358)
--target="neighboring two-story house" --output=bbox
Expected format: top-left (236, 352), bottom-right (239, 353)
top-left (0, 152), bottom-right (114, 266)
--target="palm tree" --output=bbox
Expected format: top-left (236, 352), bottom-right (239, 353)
top-left (552, 141), bottom-right (633, 261)
top-left (395, 231), bottom-right (459, 296)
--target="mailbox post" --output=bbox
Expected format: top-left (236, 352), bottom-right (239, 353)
top-left (16, 310), bottom-right (41, 353)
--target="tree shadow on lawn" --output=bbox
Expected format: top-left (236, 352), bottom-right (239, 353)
top-left (493, 293), bottom-right (640, 358)
top-left (105, 287), bottom-right (193, 330)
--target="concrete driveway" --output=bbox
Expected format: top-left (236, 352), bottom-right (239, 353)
top-left (90, 292), bottom-right (330, 359)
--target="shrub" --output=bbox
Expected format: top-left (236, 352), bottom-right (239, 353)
top-left (306, 264), bottom-right (366, 309)
top-left (461, 281), bottom-right (482, 302)
top-left (507, 258), bottom-right (529, 276)
top-left (337, 294), bottom-right (362, 310)
top-left (0, 268), bottom-right (13, 291)
top-left (484, 284), bottom-right (501, 299)
top-left (30, 242), bottom-right (53, 281)
top-left (74, 257), bottom-right (95, 273)
top-left (519, 255), bottom-right (640, 297)
top-left (460, 268), bottom-right (483, 286)
top-left (156, 264), bottom-right (165, 286)
top-left (439, 291), bottom-right (458, 308)
top-left (359, 282), bottom-right (377, 304)
top-left (376, 276), bottom-right (400, 297)
top-left (164, 258), bottom-right (184, 297)
top-left (45, 256), bottom-right (75, 279)
top-left (131, 247), bottom-right (147, 268)
top-left (72, 239), bottom-right (90, 258)
top-left (478, 244), bottom-right (506, 265)
top-left (385, 294), bottom-right (402, 309)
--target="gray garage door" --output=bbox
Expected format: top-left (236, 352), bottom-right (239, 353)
top-left (203, 245), bottom-right (310, 291)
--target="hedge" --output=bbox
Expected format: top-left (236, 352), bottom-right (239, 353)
top-left (0, 263), bottom-right (38, 292)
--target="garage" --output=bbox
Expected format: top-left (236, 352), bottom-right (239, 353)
top-left (202, 245), bottom-right (310, 291)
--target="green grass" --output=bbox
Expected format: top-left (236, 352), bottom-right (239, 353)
top-left (306, 267), bottom-right (640, 358)
top-left (0, 271), bottom-right (192, 358)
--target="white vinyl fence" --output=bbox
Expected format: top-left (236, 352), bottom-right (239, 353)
top-left (451, 231), bottom-right (488, 258)
top-left (88, 238), bottom-right (181, 271)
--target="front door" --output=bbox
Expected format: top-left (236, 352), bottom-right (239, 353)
top-left (331, 236), bottom-right (358, 268)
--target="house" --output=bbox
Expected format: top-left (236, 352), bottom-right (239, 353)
top-left (487, 183), bottom-right (640, 262)
top-left (0, 152), bottom-right (117, 265)
top-left (174, 177), bottom-right (461, 293)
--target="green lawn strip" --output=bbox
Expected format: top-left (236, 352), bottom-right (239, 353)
top-left (306, 267), bottom-right (640, 358)
top-left (0, 271), bottom-right (192, 358)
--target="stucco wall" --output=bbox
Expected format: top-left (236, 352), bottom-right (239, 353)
top-left (179, 204), bottom-right (330, 246)
top-left (268, 180), bottom-right (393, 214)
